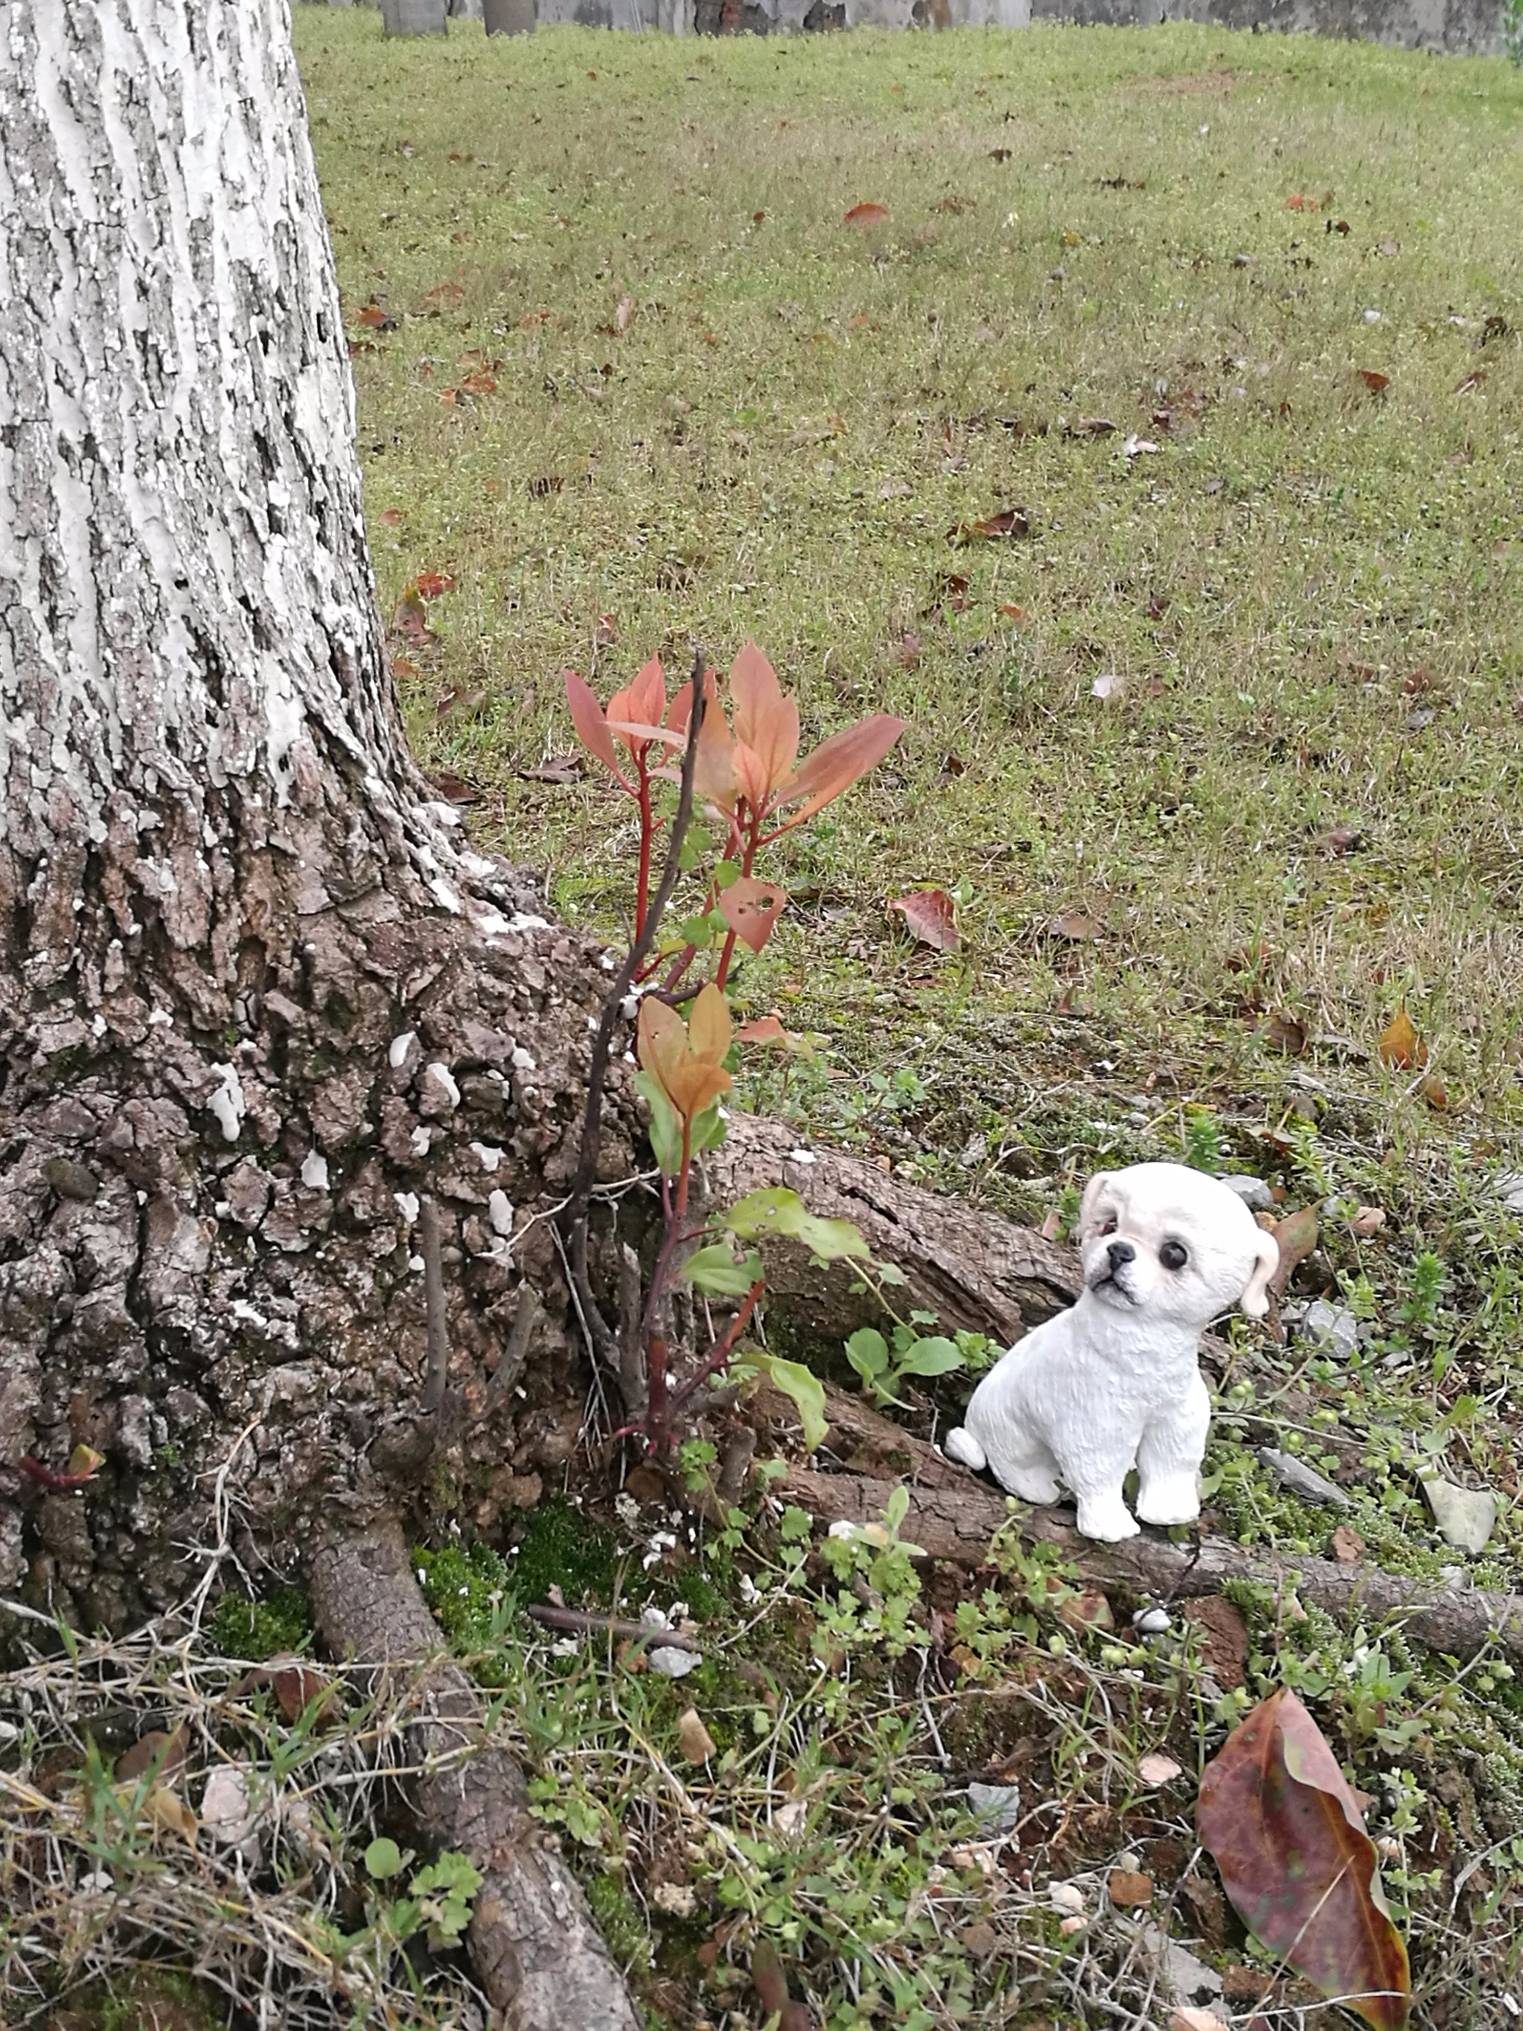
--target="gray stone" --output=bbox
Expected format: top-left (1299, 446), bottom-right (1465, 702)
top-left (1290, 1299), bottom-right (1361, 1361)
top-left (967, 1781), bottom-right (1022, 1833)
top-left (1124, 1919), bottom-right (1224, 2008)
top-left (1421, 1477), bottom-right (1498, 1555)
top-left (1258, 1447), bottom-right (1351, 1510)
top-left (649, 1645), bottom-right (700, 1678)
top-left (1495, 1171), bottom-right (1523, 1214)
top-left (1221, 1175), bottom-right (1275, 1212)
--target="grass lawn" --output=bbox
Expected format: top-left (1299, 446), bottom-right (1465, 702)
top-left (11, 18), bottom-right (1523, 2031)
top-left (296, 14), bottom-right (1523, 2027)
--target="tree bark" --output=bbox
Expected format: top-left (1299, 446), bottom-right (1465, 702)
top-left (0, 0), bottom-right (648, 1626)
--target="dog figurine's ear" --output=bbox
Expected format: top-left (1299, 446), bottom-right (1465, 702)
top-left (1077, 1172), bottom-right (1113, 1241)
top-left (1238, 1229), bottom-right (1280, 1319)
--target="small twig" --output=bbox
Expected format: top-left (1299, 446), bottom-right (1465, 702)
top-left (562, 649), bottom-right (709, 1364)
top-left (488, 1284), bottom-right (543, 1398)
top-left (524, 1603), bottom-right (702, 1652)
top-left (666, 1278), bottom-right (766, 1426)
top-left (618, 1242), bottom-right (647, 1414)
top-left (716, 1426), bottom-right (756, 1506)
top-left (419, 1197), bottom-right (451, 1417)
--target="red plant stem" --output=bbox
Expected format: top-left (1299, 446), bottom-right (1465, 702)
top-left (713, 804), bottom-right (760, 991)
top-left (19, 1456), bottom-right (97, 1491)
top-left (666, 1278), bottom-right (767, 1424)
top-left (633, 754), bottom-right (654, 941)
top-left (645, 1334), bottom-right (670, 1450)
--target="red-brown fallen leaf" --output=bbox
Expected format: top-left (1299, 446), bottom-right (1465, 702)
top-left (355, 301), bottom-right (395, 330)
top-left (922, 572), bottom-right (971, 615)
top-left (752, 209), bottom-right (766, 223)
top-left (1044, 911), bottom-right (1103, 943)
top-left (718, 878), bottom-right (787, 955)
top-left (1262, 1010), bottom-right (1307, 1055)
top-left (752, 1940), bottom-right (813, 2031)
top-left (998, 602), bottom-right (1028, 622)
top-left (1349, 1206), bottom-right (1387, 1238)
top-left (735, 1015), bottom-right (807, 1054)
top-left (843, 201), bottom-right (891, 227)
top-left (428, 769), bottom-right (480, 805)
top-left (268, 1664), bottom-right (341, 1728)
top-left (411, 571), bottom-right (455, 602)
top-left (1108, 1869), bottom-right (1154, 1908)
top-left (1285, 192), bottom-right (1311, 210)
top-left (377, 508), bottom-right (404, 527)
top-left (392, 655), bottom-right (419, 684)
top-left (1198, 1686), bottom-right (1411, 2030)
top-left (393, 595), bottom-right (432, 646)
top-left (1316, 821), bottom-right (1364, 854)
top-left (421, 279), bottom-right (465, 310)
top-left (117, 1725), bottom-right (189, 1784)
top-left (889, 888), bottom-right (959, 952)
top-left (1331, 1524), bottom-right (1367, 1564)
top-left (459, 369), bottom-right (498, 396)
top-left (948, 505), bottom-right (1032, 544)
top-left (1267, 1205), bottom-right (1318, 1299)
top-left (1377, 1007), bottom-right (1426, 1071)
top-left (517, 754), bottom-right (583, 785)
top-left (434, 685), bottom-right (485, 720)
top-left (1417, 1072), bottom-right (1450, 1112)
top-left (1356, 368), bottom-right (1390, 394)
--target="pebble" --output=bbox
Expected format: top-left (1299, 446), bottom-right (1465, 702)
top-left (966, 1781), bottom-right (1022, 1834)
top-left (1048, 1880), bottom-right (1087, 1916)
top-left (1132, 1606), bottom-right (1172, 1635)
top-left (1258, 1447), bottom-right (1351, 1510)
top-left (1496, 1171), bottom-right (1523, 1213)
top-left (1421, 1476), bottom-right (1498, 1555)
top-left (1289, 1299), bottom-right (1361, 1361)
top-left (1220, 1175), bottom-right (1274, 1211)
top-left (649, 1646), bottom-right (701, 1679)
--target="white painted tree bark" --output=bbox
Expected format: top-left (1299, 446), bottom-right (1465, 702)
top-left (0, 9), bottom-right (640, 2020)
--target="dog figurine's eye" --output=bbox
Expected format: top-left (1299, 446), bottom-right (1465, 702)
top-left (1159, 1240), bottom-right (1189, 1271)
top-left (1097, 1214), bottom-right (1118, 1236)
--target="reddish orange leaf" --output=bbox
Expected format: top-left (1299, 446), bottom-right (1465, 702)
top-left (1285, 192), bottom-right (1311, 211)
top-left (888, 888), bottom-right (960, 953)
top-left (729, 642), bottom-right (800, 802)
top-left (422, 279), bottom-right (465, 310)
top-left (356, 301), bottom-right (395, 330)
top-left (1357, 368), bottom-right (1390, 394)
top-left (411, 571), bottom-right (455, 602)
top-left (735, 1015), bottom-right (812, 1055)
top-left (1044, 911), bottom-right (1103, 943)
top-left (771, 714), bottom-right (905, 831)
top-left (378, 508), bottom-right (404, 528)
top-left (638, 988), bottom-right (732, 1123)
top-left (718, 877), bottom-right (787, 954)
top-left (1267, 1205), bottom-right (1318, 1299)
top-left (460, 369), bottom-right (498, 396)
top-left (1198, 1687), bottom-right (1410, 2029)
top-left (1377, 1007), bottom-right (1426, 1071)
top-left (564, 668), bottom-right (629, 786)
top-left (843, 201), bottom-right (891, 226)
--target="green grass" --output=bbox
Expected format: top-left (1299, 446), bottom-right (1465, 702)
top-left (288, 16), bottom-right (1523, 2025)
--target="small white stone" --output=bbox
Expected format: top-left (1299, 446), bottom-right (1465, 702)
top-left (488, 1189), bottom-right (514, 1237)
top-left (1133, 1607), bottom-right (1172, 1635)
top-left (394, 1192), bottom-right (420, 1225)
top-left (388, 1032), bottom-right (417, 1070)
top-left (649, 1645), bottom-right (700, 1678)
top-left (425, 1061), bottom-right (460, 1108)
top-left (300, 1151), bottom-right (330, 1191)
top-left (509, 912), bottom-right (551, 932)
top-left (1048, 1881), bottom-right (1086, 1916)
top-left (788, 1148), bottom-right (818, 1165)
top-left (207, 1063), bottom-right (246, 1143)
top-left (510, 1046), bottom-right (537, 1072)
top-left (1220, 1174), bottom-right (1274, 1212)
top-left (411, 1128), bottom-right (432, 1156)
top-left (471, 1142), bottom-right (503, 1172)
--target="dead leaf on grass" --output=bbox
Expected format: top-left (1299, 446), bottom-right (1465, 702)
top-left (948, 505), bottom-right (1032, 544)
top-left (1377, 1007), bottom-right (1426, 1071)
top-left (1044, 911), bottom-right (1104, 943)
top-left (843, 201), bottom-right (891, 227)
top-left (1356, 368), bottom-right (1391, 394)
top-left (1349, 1206), bottom-right (1387, 1238)
top-left (1331, 1524), bottom-right (1366, 1564)
top-left (1262, 1011), bottom-right (1307, 1056)
top-left (1108, 1868), bottom-right (1154, 1908)
top-left (1267, 1205), bottom-right (1318, 1299)
top-left (677, 1708), bottom-right (718, 1764)
top-left (889, 888), bottom-right (960, 952)
top-left (518, 754), bottom-right (584, 785)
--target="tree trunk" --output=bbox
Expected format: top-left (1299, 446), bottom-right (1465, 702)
top-left (379, 0), bottom-right (448, 32)
top-left (483, 0), bottom-right (536, 30)
top-left (0, 0), bottom-right (642, 1635)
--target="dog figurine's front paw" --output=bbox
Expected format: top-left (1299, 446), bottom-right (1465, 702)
top-left (1074, 1499), bottom-right (1140, 1542)
top-left (1135, 1478), bottom-right (1201, 1528)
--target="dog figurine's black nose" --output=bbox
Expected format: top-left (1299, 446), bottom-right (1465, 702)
top-left (1107, 1239), bottom-right (1136, 1269)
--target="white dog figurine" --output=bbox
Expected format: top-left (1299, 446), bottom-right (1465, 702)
top-left (944, 1164), bottom-right (1277, 1542)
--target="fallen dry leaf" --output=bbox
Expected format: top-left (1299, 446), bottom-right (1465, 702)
top-left (1198, 1687), bottom-right (1410, 2030)
top-left (1138, 1753), bottom-right (1183, 1787)
top-left (1108, 1868), bottom-right (1154, 1908)
top-left (677, 1708), bottom-right (718, 1765)
top-left (1263, 1011), bottom-right (1308, 1055)
top-left (1331, 1524), bottom-right (1366, 1565)
top-left (428, 769), bottom-right (480, 806)
top-left (377, 507), bottom-right (404, 527)
top-left (355, 301), bottom-right (395, 331)
top-left (948, 505), bottom-right (1032, 544)
top-left (1171, 2011), bottom-right (1229, 2031)
top-left (117, 1726), bottom-right (189, 1786)
top-left (842, 200), bottom-right (891, 227)
top-left (1268, 1205), bottom-right (1318, 1298)
top-left (411, 570), bottom-right (455, 602)
top-left (1317, 822), bottom-right (1364, 855)
top-left (1044, 911), bottom-right (1103, 943)
top-left (140, 1785), bottom-right (198, 1846)
top-left (1377, 1007), bottom-right (1427, 1071)
top-left (517, 754), bottom-right (583, 785)
top-left (1349, 1206), bottom-right (1387, 1239)
top-left (889, 888), bottom-right (960, 952)
top-left (921, 571), bottom-right (971, 615)
top-left (1356, 368), bottom-right (1390, 394)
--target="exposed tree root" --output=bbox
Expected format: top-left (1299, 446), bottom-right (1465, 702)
top-left (766, 1386), bottom-right (1523, 1668)
top-left (308, 1517), bottom-right (640, 2031)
